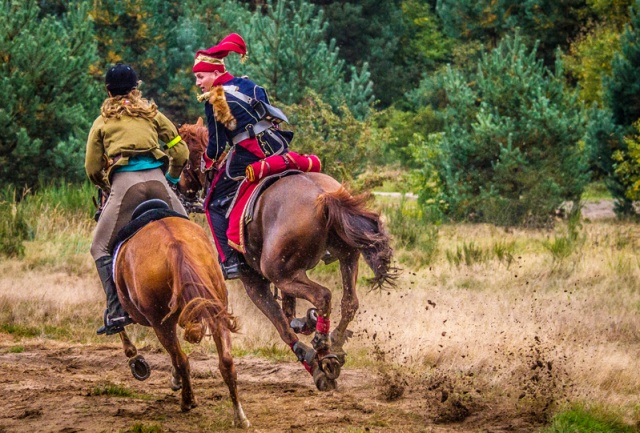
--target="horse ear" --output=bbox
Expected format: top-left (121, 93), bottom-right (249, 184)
top-left (197, 117), bottom-right (204, 127)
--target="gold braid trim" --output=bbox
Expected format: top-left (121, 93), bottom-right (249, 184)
top-left (197, 86), bottom-right (236, 130)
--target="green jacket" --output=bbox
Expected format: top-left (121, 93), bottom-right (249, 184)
top-left (85, 111), bottom-right (189, 191)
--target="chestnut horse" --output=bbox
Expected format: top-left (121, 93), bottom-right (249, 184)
top-left (178, 119), bottom-right (396, 391)
top-left (113, 216), bottom-right (250, 428)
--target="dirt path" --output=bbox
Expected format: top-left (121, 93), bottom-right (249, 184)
top-left (373, 192), bottom-right (617, 220)
top-left (0, 337), bottom-right (542, 433)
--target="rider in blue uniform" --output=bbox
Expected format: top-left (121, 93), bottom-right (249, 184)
top-left (193, 33), bottom-right (293, 280)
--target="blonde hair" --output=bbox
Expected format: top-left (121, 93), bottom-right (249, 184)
top-left (100, 89), bottom-right (158, 120)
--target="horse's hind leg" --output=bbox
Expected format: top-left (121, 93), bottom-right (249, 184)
top-left (212, 322), bottom-right (250, 429)
top-left (119, 330), bottom-right (137, 358)
top-left (120, 330), bottom-right (151, 381)
top-left (153, 322), bottom-right (197, 412)
top-left (331, 250), bottom-right (360, 364)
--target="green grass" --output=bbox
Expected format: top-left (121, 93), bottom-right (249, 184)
top-left (0, 323), bottom-right (41, 338)
top-left (0, 182), bottom-right (95, 258)
top-left (493, 240), bottom-right (516, 268)
top-left (542, 405), bottom-right (638, 433)
top-left (232, 343), bottom-right (292, 362)
top-left (381, 197), bottom-right (440, 268)
top-left (7, 345), bottom-right (25, 353)
top-left (0, 323), bottom-right (71, 340)
top-left (541, 214), bottom-right (585, 263)
top-left (92, 382), bottom-right (136, 398)
top-left (445, 241), bottom-right (489, 267)
top-left (90, 382), bottom-right (154, 400)
top-left (581, 181), bottom-right (613, 202)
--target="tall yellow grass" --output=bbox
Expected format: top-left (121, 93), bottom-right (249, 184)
top-left (1, 204), bottom-right (639, 423)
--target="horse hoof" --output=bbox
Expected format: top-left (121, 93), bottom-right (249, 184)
top-left (181, 400), bottom-right (198, 412)
top-left (320, 355), bottom-right (341, 380)
top-left (128, 355), bottom-right (150, 381)
top-left (170, 379), bottom-right (182, 392)
top-left (313, 365), bottom-right (338, 391)
top-left (314, 372), bottom-right (337, 391)
top-left (235, 418), bottom-right (251, 429)
top-left (170, 367), bottom-right (182, 391)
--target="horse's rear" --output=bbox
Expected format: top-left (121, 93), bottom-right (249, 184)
top-left (242, 172), bottom-right (395, 390)
top-left (115, 217), bottom-right (249, 427)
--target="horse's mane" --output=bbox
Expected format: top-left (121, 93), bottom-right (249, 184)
top-left (179, 118), bottom-right (208, 156)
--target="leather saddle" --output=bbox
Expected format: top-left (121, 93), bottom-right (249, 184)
top-left (109, 199), bottom-right (189, 255)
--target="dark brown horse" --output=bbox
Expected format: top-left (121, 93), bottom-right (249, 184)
top-left (178, 120), bottom-right (396, 390)
top-left (114, 216), bottom-right (250, 428)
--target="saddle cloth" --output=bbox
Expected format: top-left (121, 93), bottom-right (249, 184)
top-left (111, 200), bottom-right (189, 279)
top-left (227, 170), bottom-right (303, 253)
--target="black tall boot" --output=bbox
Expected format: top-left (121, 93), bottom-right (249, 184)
top-left (95, 256), bottom-right (133, 335)
top-left (221, 252), bottom-right (241, 280)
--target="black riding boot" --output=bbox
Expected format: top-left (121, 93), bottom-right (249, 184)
top-left (221, 252), bottom-right (241, 280)
top-left (95, 256), bottom-right (133, 335)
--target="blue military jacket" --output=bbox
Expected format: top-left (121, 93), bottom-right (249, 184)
top-left (204, 74), bottom-right (270, 161)
top-left (204, 73), bottom-right (292, 199)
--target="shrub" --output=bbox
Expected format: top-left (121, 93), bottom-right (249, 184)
top-left (541, 213), bottom-right (585, 262)
top-left (283, 93), bottom-right (388, 182)
top-left (0, 190), bottom-right (32, 258)
top-left (446, 241), bottom-right (488, 267)
top-left (382, 197), bottom-right (439, 268)
top-left (414, 34), bottom-right (589, 227)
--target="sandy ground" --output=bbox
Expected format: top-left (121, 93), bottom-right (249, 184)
top-left (0, 199), bottom-right (629, 433)
top-left (0, 335), bottom-right (547, 433)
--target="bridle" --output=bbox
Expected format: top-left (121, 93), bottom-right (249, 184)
top-left (176, 124), bottom-right (208, 214)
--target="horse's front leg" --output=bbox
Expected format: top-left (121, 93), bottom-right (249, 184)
top-left (281, 293), bottom-right (297, 323)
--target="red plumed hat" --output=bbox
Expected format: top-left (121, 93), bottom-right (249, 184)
top-left (193, 33), bottom-right (247, 73)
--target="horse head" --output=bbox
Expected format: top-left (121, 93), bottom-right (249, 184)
top-left (177, 117), bottom-right (208, 201)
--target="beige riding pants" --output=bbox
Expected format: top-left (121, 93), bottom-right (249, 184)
top-left (90, 168), bottom-right (187, 260)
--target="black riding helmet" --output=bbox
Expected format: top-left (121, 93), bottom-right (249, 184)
top-left (105, 63), bottom-right (138, 96)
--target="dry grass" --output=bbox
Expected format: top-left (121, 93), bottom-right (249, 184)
top-left (1, 210), bottom-right (640, 424)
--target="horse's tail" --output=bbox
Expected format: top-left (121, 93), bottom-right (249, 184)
top-left (163, 241), bottom-right (238, 344)
top-left (318, 187), bottom-right (397, 289)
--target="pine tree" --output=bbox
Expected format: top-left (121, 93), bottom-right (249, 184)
top-left (89, 0), bottom-right (212, 122)
top-left (0, 0), bottom-right (101, 187)
top-left (309, 0), bottom-right (404, 107)
top-left (218, 0), bottom-right (374, 118)
top-left (605, 0), bottom-right (640, 128)
top-left (418, 34), bottom-right (589, 226)
top-left (590, 0), bottom-right (640, 214)
top-left (436, 0), bottom-right (594, 65)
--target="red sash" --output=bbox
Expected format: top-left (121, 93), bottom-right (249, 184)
top-left (245, 151), bottom-right (321, 183)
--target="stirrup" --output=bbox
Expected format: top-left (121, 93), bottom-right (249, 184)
top-left (97, 310), bottom-right (133, 336)
top-left (221, 262), bottom-right (240, 280)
